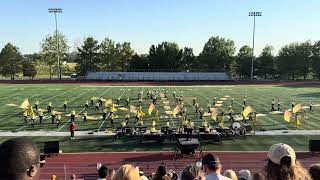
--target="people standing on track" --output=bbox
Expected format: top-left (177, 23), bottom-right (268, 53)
top-left (69, 122), bottom-right (77, 139)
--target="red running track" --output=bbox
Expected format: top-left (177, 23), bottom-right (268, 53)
top-left (40, 151), bottom-right (320, 180)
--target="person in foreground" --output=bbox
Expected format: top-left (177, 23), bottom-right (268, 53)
top-left (265, 143), bottom-right (311, 180)
top-left (0, 137), bottom-right (42, 180)
top-left (111, 164), bottom-right (140, 180)
top-left (180, 165), bottom-right (205, 180)
top-left (201, 153), bottom-right (231, 180)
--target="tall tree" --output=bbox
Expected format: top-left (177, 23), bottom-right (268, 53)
top-left (256, 45), bottom-right (275, 79)
top-left (40, 31), bottom-right (70, 79)
top-left (148, 42), bottom-right (183, 70)
top-left (277, 42), bottom-right (312, 80)
top-left (235, 45), bottom-right (253, 79)
top-left (199, 36), bottom-right (236, 71)
top-left (75, 37), bottom-right (100, 76)
top-left (181, 47), bottom-right (197, 70)
top-left (0, 43), bottom-right (23, 80)
top-left (22, 60), bottom-right (37, 79)
top-left (118, 42), bottom-right (135, 71)
top-left (100, 38), bottom-right (117, 71)
top-left (311, 40), bottom-right (320, 79)
top-left (128, 54), bottom-right (149, 70)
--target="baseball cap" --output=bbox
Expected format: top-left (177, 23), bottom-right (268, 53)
top-left (268, 143), bottom-right (296, 166)
top-left (201, 153), bottom-right (220, 167)
top-left (239, 169), bottom-right (252, 180)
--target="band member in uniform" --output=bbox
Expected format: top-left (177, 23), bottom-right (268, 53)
top-left (207, 102), bottom-right (212, 113)
top-left (85, 100), bottom-right (89, 109)
top-left (291, 100), bottom-right (295, 109)
top-left (116, 97), bottom-right (120, 105)
top-left (70, 109), bottom-right (76, 122)
top-left (56, 114), bottom-right (61, 128)
top-left (186, 119), bottom-right (194, 140)
top-left (69, 122), bottom-right (77, 139)
top-left (192, 97), bottom-right (197, 106)
top-left (99, 97), bottom-right (103, 106)
top-left (173, 91), bottom-right (176, 99)
top-left (153, 96), bottom-right (157, 105)
top-left (47, 102), bottom-right (52, 113)
top-left (38, 110), bottom-right (43, 124)
top-left (194, 102), bottom-right (199, 113)
top-left (63, 100), bottom-right (68, 112)
top-left (213, 97), bottom-right (216, 106)
top-left (109, 113), bottom-right (115, 127)
top-left (23, 110), bottom-right (28, 124)
top-left (139, 98), bottom-right (143, 106)
top-left (34, 100), bottom-right (39, 111)
top-left (125, 114), bottom-right (130, 124)
top-left (231, 98), bottom-right (234, 107)
top-left (199, 107), bottom-right (204, 119)
top-left (51, 110), bottom-right (55, 124)
top-left (95, 102), bottom-right (100, 111)
top-left (126, 97), bottom-right (130, 107)
top-left (83, 110), bottom-right (87, 123)
top-left (121, 119), bottom-right (127, 133)
top-left (277, 99), bottom-right (281, 111)
top-left (90, 97), bottom-right (95, 106)
top-left (228, 106), bottom-right (234, 122)
top-left (166, 120), bottom-right (170, 127)
top-left (102, 108), bottom-right (108, 120)
top-left (31, 113), bottom-right (36, 128)
top-left (242, 104), bottom-right (245, 111)
top-left (137, 118), bottom-right (144, 126)
top-left (271, 99), bottom-right (275, 111)
top-left (310, 100), bottom-right (313, 112)
top-left (243, 96), bottom-right (246, 106)
top-left (202, 119), bottom-right (209, 132)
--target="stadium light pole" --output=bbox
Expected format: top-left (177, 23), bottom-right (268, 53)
top-left (248, 11), bottom-right (262, 81)
top-left (48, 8), bottom-right (62, 80)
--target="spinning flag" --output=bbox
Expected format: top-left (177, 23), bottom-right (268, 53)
top-left (28, 106), bottom-right (34, 116)
top-left (172, 105), bottom-right (181, 116)
top-left (148, 103), bottom-right (156, 115)
top-left (242, 106), bottom-right (253, 117)
top-left (284, 110), bottom-right (291, 122)
top-left (296, 115), bottom-right (302, 126)
top-left (111, 103), bottom-right (117, 112)
top-left (292, 104), bottom-right (302, 114)
top-left (210, 108), bottom-right (217, 120)
top-left (138, 110), bottom-right (145, 117)
top-left (20, 99), bottom-right (30, 109)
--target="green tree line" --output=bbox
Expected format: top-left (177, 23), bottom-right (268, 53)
top-left (1, 32), bottom-right (320, 80)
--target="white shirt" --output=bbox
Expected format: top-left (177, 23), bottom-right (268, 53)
top-left (206, 172), bottom-right (231, 180)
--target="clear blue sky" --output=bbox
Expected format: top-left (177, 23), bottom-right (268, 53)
top-left (0, 0), bottom-right (319, 55)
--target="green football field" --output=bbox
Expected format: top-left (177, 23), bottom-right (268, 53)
top-left (0, 83), bottom-right (319, 133)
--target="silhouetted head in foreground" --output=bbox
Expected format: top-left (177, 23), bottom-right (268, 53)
top-left (0, 137), bottom-right (41, 180)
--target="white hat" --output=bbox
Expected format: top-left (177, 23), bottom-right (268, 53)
top-left (239, 169), bottom-right (252, 180)
top-left (268, 143), bottom-right (296, 166)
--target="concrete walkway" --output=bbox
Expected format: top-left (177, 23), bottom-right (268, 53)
top-left (1, 129), bottom-right (320, 137)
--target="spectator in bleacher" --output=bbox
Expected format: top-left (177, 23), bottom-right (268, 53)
top-left (265, 143), bottom-right (311, 180)
top-left (97, 165), bottom-right (108, 180)
top-left (252, 173), bottom-right (265, 180)
top-left (0, 137), bottom-right (42, 180)
top-left (238, 170), bottom-right (251, 180)
top-left (309, 163), bottom-right (320, 180)
top-left (180, 165), bottom-right (205, 180)
top-left (223, 169), bottom-right (238, 180)
top-left (201, 153), bottom-right (231, 180)
top-left (151, 165), bottom-right (167, 180)
top-left (112, 164), bottom-right (140, 180)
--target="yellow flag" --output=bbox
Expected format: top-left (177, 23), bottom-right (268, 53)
top-left (284, 110), bottom-right (291, 122)
top-left (28, 106), bottom-right (34, 116)
top-left (296, 115), bottom-right (302, 126)
top-left (211, 109), bottom-right (217, 121)
top-left (243, 106), bottom-right (253, 117)
top-left (292, 104), bottom-right (302, 113)
top-left (111, 103), bottom-right (117, 112)
top-left (148, 104), bottom-right (156, 115)
top-left (138, 110), bottom-right (145, 117)
top-left (21, 99), bottom-right (30, 109)
top-left (172, 105), bottom-right (180, 115)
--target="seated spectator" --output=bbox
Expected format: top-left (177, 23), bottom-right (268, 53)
top-left (0, 137), bottom-right (42, 180)
top-left (265, 143), bottom-right (311, 180)
top-left (180, 165), bottom-right (205, 180)
top-left (98, 165), bottom-right (108, 180)
top-left (223, 169), bottom-right (238, 180)
top-left (238, 170), bottom-right (251, 180)
top-left (309, 163), bottom-right (320, 180)
top-left (152, 165), bottom-right (167, 180)
top-left (112, 164), bottom-right (140, 180)
top-left (252, 173), bottom-right (265, 180)
top-left (201, 153), bottom-right (231, 180)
